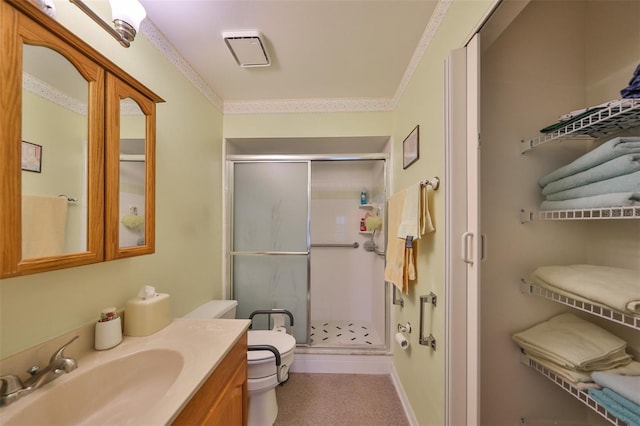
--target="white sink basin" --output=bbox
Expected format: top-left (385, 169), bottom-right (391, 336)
top-left (2, 349), bottom-right (183, 426)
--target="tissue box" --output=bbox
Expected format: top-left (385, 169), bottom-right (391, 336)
top-left (124, 293), bottom-right (172, 336)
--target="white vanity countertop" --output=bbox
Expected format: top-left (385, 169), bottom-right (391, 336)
top-left (0, 318), bottom-right (250, 425)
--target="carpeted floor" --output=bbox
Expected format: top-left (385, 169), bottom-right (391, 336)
top-left (274, 373), bottom-right (410, 426)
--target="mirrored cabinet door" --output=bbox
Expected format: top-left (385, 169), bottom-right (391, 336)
top-left (1, 5), bottom-right (104, 278)
top-left (105, 73), bottom-right (156, 260)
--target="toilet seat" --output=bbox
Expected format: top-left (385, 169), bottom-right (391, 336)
top-left (248, 330), bottom-right (296, 380)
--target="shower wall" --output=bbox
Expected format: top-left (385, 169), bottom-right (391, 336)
top-left (310, 160), bottom-right (386, 347)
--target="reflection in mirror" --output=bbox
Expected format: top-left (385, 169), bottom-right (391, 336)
top-left (21, 44), bottom-right (88, 258)
top-left (119, 99), bottom-right (146, 248)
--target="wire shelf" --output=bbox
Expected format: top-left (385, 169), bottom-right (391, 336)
top-left (520, 99), bottom-right (640, 153)
top-left (538, 206), bottom-right (640, 220)
top-left (520, 280), bottom-right (640, 331)
top-left (521, 355), bottom-right (628, 426)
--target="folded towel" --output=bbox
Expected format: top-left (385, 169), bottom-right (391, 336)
top-left (592, 372), bottom-right (640, 405)
top-left (512, 313), bottom-right (630, 371)
top-left (542, 154), bottom-right (640, 196)
top-left (396, 182), bottom-right (434, 240)
top-left (621, 64), bottom-right (640, 99)
top-left (525, 353), bottom-right (596, 384)
top-left (558, 99), bottom-right (621, 121)
top-left (540, 192), bottom-right (640, 211)
top-left (384, 189), bottom-right (407, 293)
top-left (540, 107), bottom-right (606, 133)
top-left (545, 171), bottom-right (640, 201)
top-left (603, 388), bottom-right (640, 417)
top-left (530, 265), bottom-right (640, 316)
top-left (538, 137), bottom-right (640, 187)
top-left (588, 388), bottom-right (640, 425)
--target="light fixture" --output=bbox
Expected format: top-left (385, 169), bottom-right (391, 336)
top-left (223, 31), bottom-right (271, 67)
top-left (70, 0), bottom-right (147, 48)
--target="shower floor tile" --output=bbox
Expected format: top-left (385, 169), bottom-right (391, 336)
top-left (310, 320), bottom-right (383, 347)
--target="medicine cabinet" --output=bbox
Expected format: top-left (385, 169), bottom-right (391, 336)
top-left (0, 0), bottom-right (163, 278)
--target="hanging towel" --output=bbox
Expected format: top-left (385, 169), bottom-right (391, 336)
top-left (384, 189), bottom-right (407, 293)
top-left (396, 182), bottom-right (435, 240)
top-left (22, 195), bottom-right (68, 258)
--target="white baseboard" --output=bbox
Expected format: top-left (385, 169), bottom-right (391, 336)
top-left (390, 364), bottom-right (418, 426)
top-left (290, 353), bottom-right (393, 375)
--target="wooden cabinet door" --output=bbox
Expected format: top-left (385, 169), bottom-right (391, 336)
top-left (173, 332), bottom-right (248, 426)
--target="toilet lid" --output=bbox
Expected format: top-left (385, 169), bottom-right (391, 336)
top-left (248, 330), bottom-right (296, 361)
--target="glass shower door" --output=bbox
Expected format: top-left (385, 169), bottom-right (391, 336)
top-left (231, 161), bottom-right (310, 343)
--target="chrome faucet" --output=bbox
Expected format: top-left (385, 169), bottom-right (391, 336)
top-left (0, 336), bottom-right (79, 407)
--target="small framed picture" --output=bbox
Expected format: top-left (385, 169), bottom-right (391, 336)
top-left (402, 125), bottom-right (419, 169)
top-left (21, 141), bottom-right (42, 173)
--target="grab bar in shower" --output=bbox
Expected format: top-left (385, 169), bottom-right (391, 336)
top-left (311, 242), bottom-right (359, 248)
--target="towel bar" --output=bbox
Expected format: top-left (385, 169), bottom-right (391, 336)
top-left (58, 194), bottom-right (78, 203)
top-left (420, 176), bottom-right (440, 190)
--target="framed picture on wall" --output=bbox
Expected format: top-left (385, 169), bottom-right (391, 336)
top-left (21, 141), bottom-right (42, 173)
top-left (402, 125), bottom-right (419, 169)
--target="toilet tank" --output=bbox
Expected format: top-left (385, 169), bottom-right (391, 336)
top-left (183, 300), bottom-right (238, 319)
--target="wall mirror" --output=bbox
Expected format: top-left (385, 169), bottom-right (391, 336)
top-left (105, 74), bottom-right (156, 259)
top-left (1, 3), bottom-right (105, 278)
top-left (1, 0), bottom-right (162, 277)
top-left (22, 44), bottom-right (89, 258)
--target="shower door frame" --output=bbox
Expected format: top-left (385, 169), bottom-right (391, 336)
top-left (227, 153), bottom-right (390, 350)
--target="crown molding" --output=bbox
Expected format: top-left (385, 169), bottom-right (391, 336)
top-left (223, 97), bottom-right (395, 115)
top-left (390, 0), bottom-right (451, 109)
top-left (140, 0), bottom-right (450, 115)
top-left (23, 72), bottom-right (87, 115)
top-left (140, 19), bottom-right (224, 111)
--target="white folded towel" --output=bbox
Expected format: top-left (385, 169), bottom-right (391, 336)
top-left (531, 265), bottom-right (640, 316)
top-left (513, 313), bottom-right (631, 371)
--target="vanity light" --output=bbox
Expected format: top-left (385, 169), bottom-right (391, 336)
top-left (69, 0), bottom-right (146, 48)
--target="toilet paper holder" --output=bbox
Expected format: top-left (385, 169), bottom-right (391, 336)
top-left (397, 322), bottom-right (411, 333)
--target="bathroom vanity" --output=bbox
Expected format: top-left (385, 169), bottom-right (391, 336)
top-left (0, 319), bottom-right (250, 425)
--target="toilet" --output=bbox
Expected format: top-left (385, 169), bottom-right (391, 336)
top-left (184, 300), bottom-right (296, 426)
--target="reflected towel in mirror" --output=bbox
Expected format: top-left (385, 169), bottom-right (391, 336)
top-left (21, 195), bottom-right (68, 258)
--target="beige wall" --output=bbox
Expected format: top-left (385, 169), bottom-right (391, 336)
top-left (223, 111), bottom-right (393, 139)
top-left (0, 1), bottom-right (224, 358)
top-left (390, 1), bottom-right (495, 425)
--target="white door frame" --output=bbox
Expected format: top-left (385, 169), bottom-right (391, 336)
top-left (444, 33), bottom-right (481, 426)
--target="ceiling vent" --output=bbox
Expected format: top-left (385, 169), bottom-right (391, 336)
top-left (222, 31), bottom-right (270, 68)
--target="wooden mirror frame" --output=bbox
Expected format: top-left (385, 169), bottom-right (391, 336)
top-left (0, 0), bottom-right (163, 278)
top-left (105, 73), bottom-right (156, 260)
top-left (0, 1), bottom-right (104, 277)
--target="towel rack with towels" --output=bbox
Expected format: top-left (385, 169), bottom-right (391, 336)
top-left (420, 176), bottom-right (440, 190)
top-left (311, 242), bottom-right (359, 248)
top-left (58, 195), bottom-right (78, 203)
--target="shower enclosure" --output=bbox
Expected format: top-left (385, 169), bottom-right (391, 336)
top-left (228, 155), bottom-right (388, 350)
